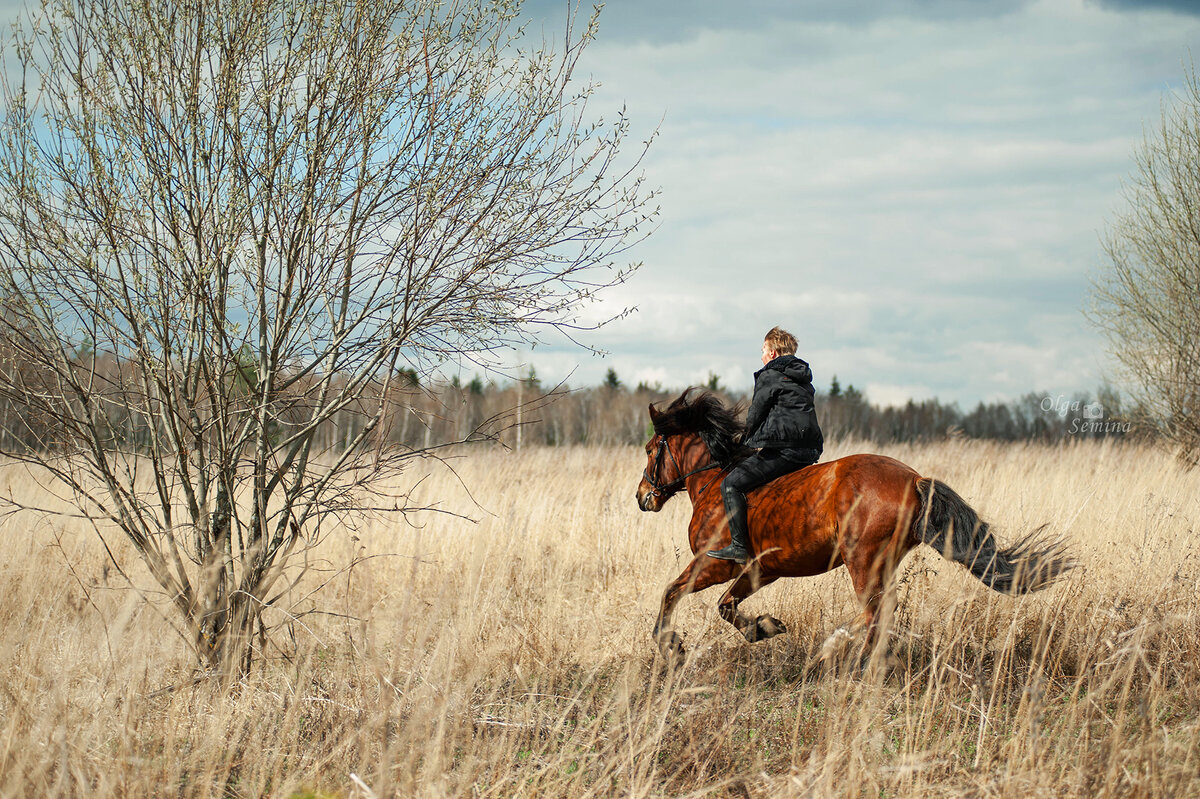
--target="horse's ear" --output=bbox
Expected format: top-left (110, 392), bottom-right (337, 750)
top-left (648, 403), bottom-right (661, 421)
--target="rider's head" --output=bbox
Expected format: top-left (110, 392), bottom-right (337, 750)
top-left (763, 326), bottom-right (797, 362)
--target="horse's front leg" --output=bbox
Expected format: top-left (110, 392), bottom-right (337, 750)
top-left (653, 554), bottom-right (736, 664)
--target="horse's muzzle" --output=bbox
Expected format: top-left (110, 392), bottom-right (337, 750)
top-left (637, 488), bottom-right (659, 512)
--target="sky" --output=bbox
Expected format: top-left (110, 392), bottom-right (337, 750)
top-left (2, 0), bottom-right (1198, 406)
top-left (499, 0), bottom-right (1200, 406)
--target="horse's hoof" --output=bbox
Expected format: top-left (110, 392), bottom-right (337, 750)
top-left (819, 627), bottom-right (855, 661)
top-left (656, 631), bottom-right (685, 664)
top-left (757, 615), bottom-right (787, 639)
top-left (743, 615), bottom-right (787, 643)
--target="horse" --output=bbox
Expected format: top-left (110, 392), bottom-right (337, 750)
top-left (635, 388), bottom-right (1075, 662)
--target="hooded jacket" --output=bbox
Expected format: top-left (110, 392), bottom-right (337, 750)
top-left (743, 354), bottom-right (824, 453)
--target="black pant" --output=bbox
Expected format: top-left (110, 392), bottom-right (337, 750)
top-left (721, 448), bottom-right (818, 546)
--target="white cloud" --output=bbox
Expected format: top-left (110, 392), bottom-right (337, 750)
top-left (864, 382), bottom-right (943, 408)
top-left (521, 0), bottom-right (1200, 403)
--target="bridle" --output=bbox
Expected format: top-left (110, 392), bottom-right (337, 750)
top-left (642, 434), bottom-right (722, 500)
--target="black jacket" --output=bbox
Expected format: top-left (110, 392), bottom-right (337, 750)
top-left (743, 355), bottom-right (823, 453)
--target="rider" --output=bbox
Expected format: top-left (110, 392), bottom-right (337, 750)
top-left (707, 326), bottom-right (823, 564)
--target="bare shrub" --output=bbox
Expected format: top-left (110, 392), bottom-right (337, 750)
top-left (0, 0), bottom-right (654, 675)
top-left (1090, 63), bottom-right (1200, 462)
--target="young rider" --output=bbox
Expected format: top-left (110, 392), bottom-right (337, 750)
top-left (707, 326), bottom-right (824, 564)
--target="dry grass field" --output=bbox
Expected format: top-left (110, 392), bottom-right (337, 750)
top-left (2, 437), bottom-right (1200, 797)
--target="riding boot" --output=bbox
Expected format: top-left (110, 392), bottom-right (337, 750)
top-left (708, 486), bottom-right (752, 564)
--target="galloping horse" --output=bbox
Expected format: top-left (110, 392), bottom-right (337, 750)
top-left (635, 389), bottom-right (1075, 661)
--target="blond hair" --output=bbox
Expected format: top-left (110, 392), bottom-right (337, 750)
top-left (764, 326), bottom-right (797, 356)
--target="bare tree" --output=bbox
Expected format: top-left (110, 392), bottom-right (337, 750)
top-left (1090, 64), bottom-right (1200, 462)
top-left (0, 0), bottom-right (654, 675)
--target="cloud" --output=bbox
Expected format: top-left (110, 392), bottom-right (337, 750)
top-left (1087, 0), bottom-right (1200, 15)
top-left (522, 0), bottom-right (1035, 44)
top-left (3, 0), bottom-right (1194, 408)
top-left (497, 0), bottom-right (1200, 405)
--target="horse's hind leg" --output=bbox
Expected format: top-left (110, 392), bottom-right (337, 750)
top-left (717, 573), bottom-right (782, 643)
top-left (654, 555), bottom-right (736, 663)
top-left (836, 536), bottom-right (913, 658)
top-left (819, 559), bottom-right (889, 663)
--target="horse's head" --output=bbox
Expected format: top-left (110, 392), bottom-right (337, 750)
top-left (637, 407), bottom-right (683, 512)
top-left (636, 389), bottom-right (746, 512)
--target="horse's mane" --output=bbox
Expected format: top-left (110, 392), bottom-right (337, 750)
top-left (651, 388), bottom-right (751, 467)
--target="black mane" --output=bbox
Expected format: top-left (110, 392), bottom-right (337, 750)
top-left (651, 388), bottom-right (751, 467)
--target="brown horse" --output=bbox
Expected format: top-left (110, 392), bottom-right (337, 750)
top-left (635, 389), bottom-right (1075, 662)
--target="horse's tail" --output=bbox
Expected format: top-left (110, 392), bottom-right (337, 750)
top-left (912, 477), bottom-right (1076, 594)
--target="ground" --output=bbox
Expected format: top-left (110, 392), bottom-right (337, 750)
top-left (1, 438), bottom-right (1198, 797)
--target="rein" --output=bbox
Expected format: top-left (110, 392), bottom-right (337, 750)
top-left (643, 436), bottom-right (723, 499)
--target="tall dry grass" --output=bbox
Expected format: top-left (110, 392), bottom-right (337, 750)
top-left (1, 437), bottom-right (1199, 797)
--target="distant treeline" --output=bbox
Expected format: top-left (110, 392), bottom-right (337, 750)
top-left (0, 354), bottom-right (1138, 455)
top-left (428, 368), bottom-right (1139, 449)
top-left (815, 378), bottom-right (1136, 445)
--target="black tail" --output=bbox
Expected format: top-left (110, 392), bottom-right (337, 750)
top-left (913, 478), bottom-right (1076, 594)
